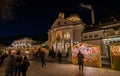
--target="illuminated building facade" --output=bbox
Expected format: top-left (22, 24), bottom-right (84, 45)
top-left (48, 13), bottom-right (85, 54)
top-left (82, 20), bottom-right (120, 65)
top-left (48, 12), bottom-right (120, 66)
top-left (10, 37), bottom-right (38, 49)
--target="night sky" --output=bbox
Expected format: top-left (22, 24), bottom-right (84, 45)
top-left (0, 0), bottom-right (120, 36)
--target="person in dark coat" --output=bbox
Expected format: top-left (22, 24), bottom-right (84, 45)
top-left (77, 51), bottom-right (84, 72)
top-left (57, 51), bottom-right (62, 63)
top-left (66, 52), bottom-right (69, 58)
top-left (0, 52), bottom-right (8, 66)
top-left (48, 49), bottom-right (56, 59)
top-left (21, 56), bottom-right (30, 76)
top-left (38, 49), bottom-right (46, 68)
top-left (14, 51), bottom-right (23, 76)
top-left (3, 51), bottom-right (16, 76)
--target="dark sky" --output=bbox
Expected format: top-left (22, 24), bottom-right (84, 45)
top-left (0, 0), bottom-right (120, 36)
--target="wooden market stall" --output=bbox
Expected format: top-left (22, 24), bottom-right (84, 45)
top-left (110, 42), bottom-right (120, 70)
top-left (72, 43), bottom-right (102, 67)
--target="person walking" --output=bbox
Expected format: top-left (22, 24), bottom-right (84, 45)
top-left (77, 51), bottom-right (84, 72)
top-left (57, 51), bottom-right (62, 63)
top-left (21, 56), bottom-right (30, 76)
top-left (38, 49), bottom-right (46, 68)
top-left (3, 51), bottom-right (16, 76)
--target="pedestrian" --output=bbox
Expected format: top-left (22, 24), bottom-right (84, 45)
top-left (14, 51), bottom-right (23, 76)
top-left (57, 50), bottom-right (62, 63)
top-left (48, 48), bottom-right (56, 59)
top-left (3, 51), bottom-right (16, 76)
top-left (0, 52), bottom-right (8, 66)
top-left (77, 50), bottom-right (84, 72)
top-left (38, 48), bottom-right (46, 68)
top-left (66, 51), bottom-right (69, 58)
top-left (32, 53), bottom-right (36, 60)
top-left (21, 56), bottom-right (30, 76)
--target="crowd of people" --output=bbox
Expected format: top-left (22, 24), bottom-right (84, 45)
top-left (0, 50), bottom-right (30, 76)
top-left (48, 48), bottom-right (63, 63)
top-left (0, 48), bottom-right (85, 76)
top-left (35, 47), bottom-right (64, 64)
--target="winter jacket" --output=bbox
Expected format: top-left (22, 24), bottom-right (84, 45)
top-left (4, 55), bottom-right (16, 73)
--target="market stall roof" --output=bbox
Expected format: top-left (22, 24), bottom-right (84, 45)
top-left (72, 43), bottom-right (99, 48)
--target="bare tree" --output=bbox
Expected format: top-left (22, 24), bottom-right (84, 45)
top-left (0, 0), bottom-right (23, 21)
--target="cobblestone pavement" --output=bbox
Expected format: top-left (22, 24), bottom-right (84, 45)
top-left (0, 60), bottom-right (120, 76)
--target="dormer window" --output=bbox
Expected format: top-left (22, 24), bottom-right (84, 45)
top-left (94, 34), bottom-right (98, 38)
top-left (64, 32), bottom-right (70, 39)
top-left (58, 22), bottom-right (60, 25)
top-left (89, 35), bottom-right (93, 39)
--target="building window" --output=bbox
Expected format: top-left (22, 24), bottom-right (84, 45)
top-left (114, 27), bottom-right (119, 30)
top-left (84, 36), bottom-right (88, 39)
top-left (64, 22), bottom-right (66, 25)
top-left (64, 32), bottom-right (70, 39)
top-left (89, 35), bottom-right (93, 39)
top-left (56, 34), bottom-right (61, 42)
top-left (94, 34), bottom-right (98, 38)
top-left (58, 22), bottom-right (60, 25)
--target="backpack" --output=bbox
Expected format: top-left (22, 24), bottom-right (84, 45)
top-left (78, 53), bottom-right (84, 62)
top-left (16, 55), bottom-right (22, 66)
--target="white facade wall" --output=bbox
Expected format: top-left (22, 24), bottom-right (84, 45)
top-left (48, 15), bottom-right (85, 61)
top-left (74, 24), bottom-right (85, 43)
top-left (82, 30), bottom-right (104, 41)
top-left (82, 40), bottom-right (102, 46)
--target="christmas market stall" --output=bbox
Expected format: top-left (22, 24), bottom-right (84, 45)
top-left (110, 42), bottom-right (120, 70)
top-left (72, 43), bottom-right (102, 67)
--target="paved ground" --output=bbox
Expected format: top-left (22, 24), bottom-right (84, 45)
top-left (0, 59), bottom-right (120, 76)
